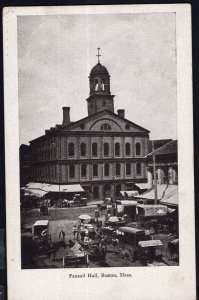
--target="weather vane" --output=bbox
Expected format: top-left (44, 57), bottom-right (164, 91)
top-left (96, 47), bottom-right (101, 63)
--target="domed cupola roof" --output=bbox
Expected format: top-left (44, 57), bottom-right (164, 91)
top-left (90, 62), bottom-right (110, 77)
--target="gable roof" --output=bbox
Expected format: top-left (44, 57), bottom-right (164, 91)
top-left (30, 109), bottom-right (150, 143)
top-left (145, 140), bottom-right (177, 158)
top-left (62, 109), bottom-right (150, 133)
top-left (149, 139), bottom-right (173, 152)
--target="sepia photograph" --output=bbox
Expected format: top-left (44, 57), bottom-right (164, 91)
top-left (4, 4), bottom-right (196, 300)
top-left (18, 12), bottom-right (179, 269)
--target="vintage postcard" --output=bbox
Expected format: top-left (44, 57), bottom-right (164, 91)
top-left (3, 4), bottom-right (196, 300)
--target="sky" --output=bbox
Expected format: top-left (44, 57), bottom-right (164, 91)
top-left (17, 13), bottom-right (177, 145)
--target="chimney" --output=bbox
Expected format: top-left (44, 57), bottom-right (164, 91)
top-left (117, 109), bottom-right (125, 118)
top-left (62, 107), bottom-right (70, 126)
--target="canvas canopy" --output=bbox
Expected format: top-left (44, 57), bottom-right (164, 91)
top-left (78, 215), bottom-right (91, 221)
top-left (138, 240), bottom-right (163, 248)
top-left (134, 183), bottom-right (149, 190)
top-left (171, 239), bottom-right (179, 245)
top-left (24, 189), bottom-right (47, 198)
top-left (137, 205), bottom-right (167, 217)
top-left (22, 182), bottom-right (85, 196)
top-left (117, 227), bottom-right (145, 235)
top-left (160, 187), bottom-right (178, 207)
top-left (34, 220), bottom-right (49, 227)
top-left (167, 208), bottom-right (176, 214)
top-left (135, 184), bottom-right (177, 202)
top-left (116, 200), bottom-right (138, 206)
top-left (108, 216), bottom-right (120, 223)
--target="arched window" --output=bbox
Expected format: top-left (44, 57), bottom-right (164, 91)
top-left (93, 164), bottom-right (98, 177)
top-left (69, 164), bottom-right (75, 178)
top-left (68, 142), bottom-right (74, 157)
top-left (135, 142), bottom-right (141, 156)
top-left (95, 79), bottom-right (98, 91)
top-left (81, 164), bottom-right (87, 178)
top-left (104, 164), bottom-right (110, 177)
top-left (136, 163), bottom-right (141, 175)
top-left (101, 123), bottom-right (111, 131)
top-left (80, 143), bottom-right (86, 156)
top-left (101, 79), bottom-right (105, 91)
top-left (125, 143), bottom-right (131, 156)
top-left (103, 100), bottom-right (106, 106)
top-left (115, 142), bottom-right (120, 156)
top-left (104, 143), bottom-right (109, 156)
top-left (126, 163), bottom-right (131, 176)
top-left (116, 163), bottom-right (121, 176)
top-left (92, 143), bottom-right (98, 156)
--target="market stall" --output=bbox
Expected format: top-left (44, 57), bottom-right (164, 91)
top-left (116, 226), bottom-right (146, 245)
top-left (138, 239), bottom-right (164, 264)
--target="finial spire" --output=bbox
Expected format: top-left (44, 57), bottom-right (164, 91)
top-left (96, 47), bottom-right (101, 63)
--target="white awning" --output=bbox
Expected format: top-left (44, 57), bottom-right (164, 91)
top-left (34, 220), bottom-right (49, 227)
top-left (134, 183), bottom-right (149, 189)
top-left (24, 189), bottom-right (47, 198)
top-left (22, 182), bottom-right (85, 194)
top-left (116, 200), bottom-right (138, 206)
top-left (160, 188), bottom-right (178, 206)
top-left (137, 204), bottom-right (167, 217)
top-left (138, 240), bottom-right (163, 248)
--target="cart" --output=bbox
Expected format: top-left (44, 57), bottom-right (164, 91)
top-left (166, 239), bottom-right (179, 261)
top-left (74, 194), bottom-right (88, 206)
top-left (138, 240), bottom-right (164, 265)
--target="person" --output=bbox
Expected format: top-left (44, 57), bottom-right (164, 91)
top-left (107, 213), bottom-right (111, 221)
top-left (73, 225), bottom-right (77, 239)
top-left (59, 229), bottom-right (66, 242)
top-left (84, 234), bottom-right (90, 246)
top-left (95, 209), bottom-right (100, 220)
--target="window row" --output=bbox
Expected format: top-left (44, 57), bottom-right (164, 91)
top-left (69, 163), bottom-right (142, 178)
top-left (68, 142), bottom-right (142, 157)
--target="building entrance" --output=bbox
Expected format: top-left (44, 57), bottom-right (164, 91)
top-left (104, 184), bottom-right (111, 198)
top-left (115, 184), bottom-right (121, 197)
top-left (93, 185), bottom-right (99, 199)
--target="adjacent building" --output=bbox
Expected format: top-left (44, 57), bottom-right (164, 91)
top-left (19, 144), bottom-right (31, 187)
top-left (145, 139), bottom-right (178, 188)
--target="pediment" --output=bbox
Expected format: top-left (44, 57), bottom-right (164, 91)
top-left (62, 110), bottom-right (149, 133)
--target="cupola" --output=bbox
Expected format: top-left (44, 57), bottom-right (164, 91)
top-left (86, 48), bottom-right (115, 116)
